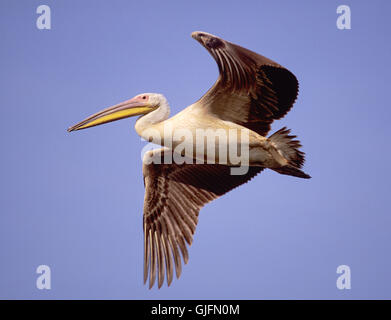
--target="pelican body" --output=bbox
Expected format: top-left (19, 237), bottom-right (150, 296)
top-left (68, 31), bottom-right (311, 288)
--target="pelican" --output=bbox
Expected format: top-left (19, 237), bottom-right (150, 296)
top-left (68, 31), bottom-right (311, 289)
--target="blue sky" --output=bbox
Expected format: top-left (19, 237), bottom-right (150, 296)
top-left (1, 0), bottom-right (390, 299)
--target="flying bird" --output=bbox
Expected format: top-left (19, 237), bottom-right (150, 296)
top-left (68, 31), bottom-right (311, 289)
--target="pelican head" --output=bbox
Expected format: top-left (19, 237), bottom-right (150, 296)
top-left (68, 93), bottom-right (166, 132)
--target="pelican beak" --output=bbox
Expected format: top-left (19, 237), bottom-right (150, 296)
top-left (67, 98), bottom-right (155, 132)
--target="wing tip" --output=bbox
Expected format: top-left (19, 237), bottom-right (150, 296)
top-left (191, 31), bottom-right (225, 50)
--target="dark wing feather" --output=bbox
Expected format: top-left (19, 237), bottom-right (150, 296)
top-left (142, 148), bottom-right (264, 288)
top-left (192, 31), bottom-right (299, 137)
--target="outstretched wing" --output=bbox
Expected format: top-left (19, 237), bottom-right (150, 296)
top-left (192, 31), bottom-right (299, 137)
top-left (142, 148), bottom-right (264, 288)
